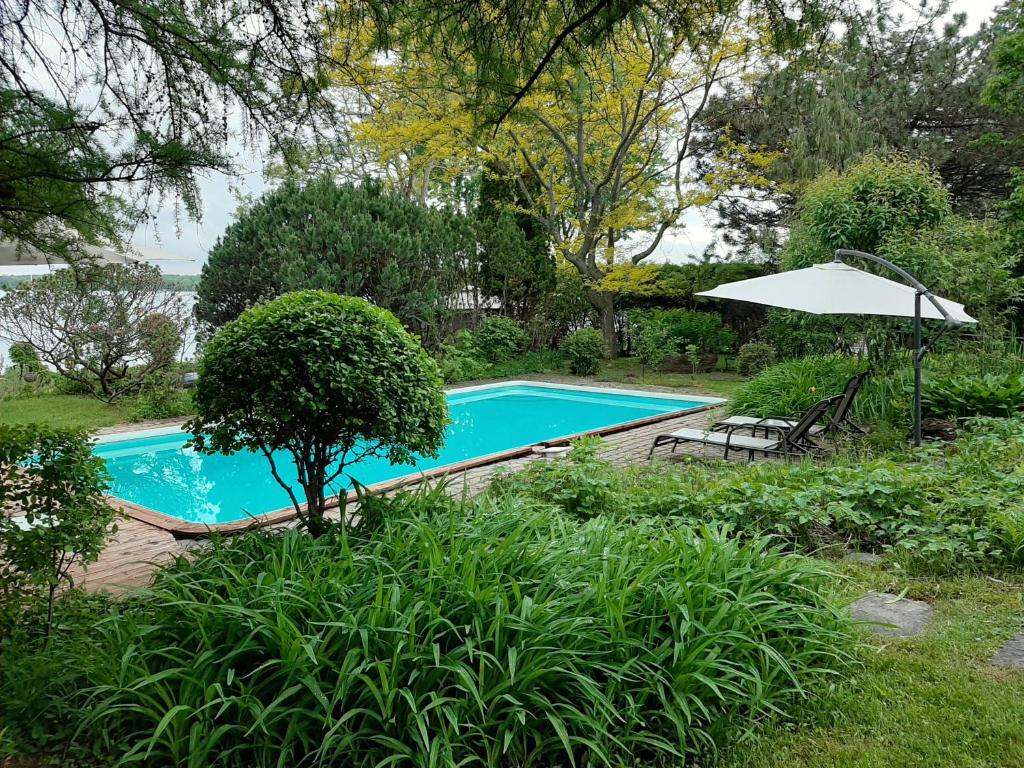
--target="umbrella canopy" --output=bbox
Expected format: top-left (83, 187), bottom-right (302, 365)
top-left (697, 261), bottom-right (976, 325)
top-left (0, 239), bottom-right (187, 267)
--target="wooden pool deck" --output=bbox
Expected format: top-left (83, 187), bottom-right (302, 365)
top-left (76, 380), bottom-right (725, 592)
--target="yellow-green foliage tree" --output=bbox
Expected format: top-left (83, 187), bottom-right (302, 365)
top-left (335, 4), bottom-right (779, 350)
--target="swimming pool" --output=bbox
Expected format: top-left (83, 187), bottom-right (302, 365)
top-left (96, 382), bottom-right (719, 528)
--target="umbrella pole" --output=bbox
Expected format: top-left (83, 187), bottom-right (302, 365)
top-left (833, 250), bottom-right (965, 448)
top-left (914, 291), bottom-right (922, 447)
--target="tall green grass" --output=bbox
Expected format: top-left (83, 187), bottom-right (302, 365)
top-left (728, 355), bottom-right (866, 418)
top-left (9, 494), bottom-right (853, 767)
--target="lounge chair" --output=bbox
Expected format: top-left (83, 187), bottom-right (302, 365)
top-left (648, 395), bottom-right (842, 462)
top-left (713, 371), bottom-right (870, 439)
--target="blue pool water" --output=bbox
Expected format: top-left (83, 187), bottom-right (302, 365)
top-left (95, 384), bottom-right (708, 525)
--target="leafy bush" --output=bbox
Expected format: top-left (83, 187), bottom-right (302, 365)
top-left (435, 344), bottom-right (491, 383)
top-left (7, 342), bottom-right (40, 375)
top-left (16, 497), bottom-right (851, 767)
top-left (922, 373), bottom-right (1024, 418)
top-left (490, 437), bottom-right (622, 518)
top-left (128, 373), bottom-right (194, 421)
top-left (187, 290), bottom-right (448, 534)
top-left (487, 349), bottom-right (564, 378)
top-left (195, 179), bottom-right (476, 348)
top-left (497, 419), bottom-right (1024, 574)
top-left (435, 347), bottom-right (564, 384)
top-left (729, 355), bottom-right (866, 418)
top-left (561, 328), bottom-right (606, 375)
top-left (789, 155), bottom-right (950, 258)
top-left (737, 342), bottom-right (777, 376)
top-left (474, 316), bottom-right (529, 362)
top-left (0, 425), bottom-right (117, 638)
top-left (630, 309), bottom-right (736, 355)
top-left (762, 310), bottom-right (845, 359)
top-left (628, 310), bottom-right (676, 374)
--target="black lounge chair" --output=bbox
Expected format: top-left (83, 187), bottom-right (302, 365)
top-left (713, 370), bottom-right (869, 439)
top-left (648, 395), bottom-right (842, 462)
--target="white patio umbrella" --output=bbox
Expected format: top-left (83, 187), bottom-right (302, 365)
top-left (0, 239), bottom-right (187, 266)
top-left (696, 249), bottom-right (978, 445)
top-left (0, 231), bottom-right (188, 267)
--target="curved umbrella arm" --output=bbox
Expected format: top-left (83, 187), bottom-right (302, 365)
top-left (833, 249), bottom-right (963, 329)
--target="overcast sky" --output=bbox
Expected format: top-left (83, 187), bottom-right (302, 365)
top-left (1, 0), bottom-right (1003, 277)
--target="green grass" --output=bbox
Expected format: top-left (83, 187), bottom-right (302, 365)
top-left (723, 563), bottom-right (1024, 768)
top-left (0, 394), bottom-right (132, 431)
top-left (596, 357), bottom-right (746, 398)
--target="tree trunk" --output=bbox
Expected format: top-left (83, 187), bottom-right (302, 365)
top-left (586, 288), bottom-right (618, 355)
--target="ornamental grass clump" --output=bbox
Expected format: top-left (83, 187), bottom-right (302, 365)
top-left (43, 494), bottom-right (852, 767)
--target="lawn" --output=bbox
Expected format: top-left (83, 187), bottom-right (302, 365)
top-left (0, 394), bottom-right (133, 431)
top-left (596, 356), bottom-right (746, 398)
top-left (724, 563), bottom-right (1024, 768)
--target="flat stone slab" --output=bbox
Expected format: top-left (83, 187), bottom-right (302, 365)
top-left (991, 634), bottom-right (1024, 668)
top-left (850, 592), bottom-right (933, 637)
top-left (844, 551), bottom-right (884, 566)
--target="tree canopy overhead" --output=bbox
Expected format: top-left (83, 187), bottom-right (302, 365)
top-left (336, 2), bottom-right (794, 350)
top-left (335, 0), bottom-right (831, 127)
top-left (0, 0), bottom-right (335, 261)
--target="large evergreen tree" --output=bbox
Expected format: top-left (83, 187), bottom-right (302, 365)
top-left (195, 179), bottom-right (476, 348)
top-left (475, 166), bottom-right (555, 322)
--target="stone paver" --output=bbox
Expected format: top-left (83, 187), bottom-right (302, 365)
top-left (991, 634), bottom-right (1024, 668)
top-left (844, 551), bottom-right (884, 566)
top-left (850, 592), bottom-right (934, 637)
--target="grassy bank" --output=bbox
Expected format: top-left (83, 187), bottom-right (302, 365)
top-left (0, 394), bottom-right (133, 431)
top-left (725, 564), bottom-right (1024, 768)
top-left (596, 357), bottom-right (746, 398)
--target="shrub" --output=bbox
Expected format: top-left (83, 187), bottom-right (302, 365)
top-left (435, 345), bottom-right (491, 383)
top-left (486, 349), bottom-right (564, 378)
top-left (628, 310), bottom-right (675, 375)
top-left (922, 373), bottom-right (1024, 418)
top-left (7, 342), bottom-right (40, 376)
top-left (494, 420), bottom-right (1024, 574)
top-left (186, 291), bottom-right (448, 534)
top-left (0, 425), bottom-right (117, 638)
top-left (630, 309), bottom-right (736, 355)
top-left (789, 155), bottom-right (950, 258)
top-left (737, 342), bottom-right (777, 376)
top-left (490, 437), bottom-right (622, 518)
top-left (28, 498), bottom-right (852, 767)
top-left (128, 373), bottom-right (194, 421)
top-left (195, 178), bottom-right (475, 348)
top-left (729, 355), bottom-right (866, 418)
top-left (560, 328), bottom-right (606, 375)
top-left (474, 316), bottom-right (528, 362)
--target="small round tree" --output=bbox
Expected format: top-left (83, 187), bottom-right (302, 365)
top-left (186, 291), bottom-right (448, 535)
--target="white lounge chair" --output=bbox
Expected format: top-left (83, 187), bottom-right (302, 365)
top-left (649, 395), bottom-right (841, 461)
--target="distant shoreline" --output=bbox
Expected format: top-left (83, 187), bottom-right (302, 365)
top-left (0, 274), bottom-right (200, 291)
